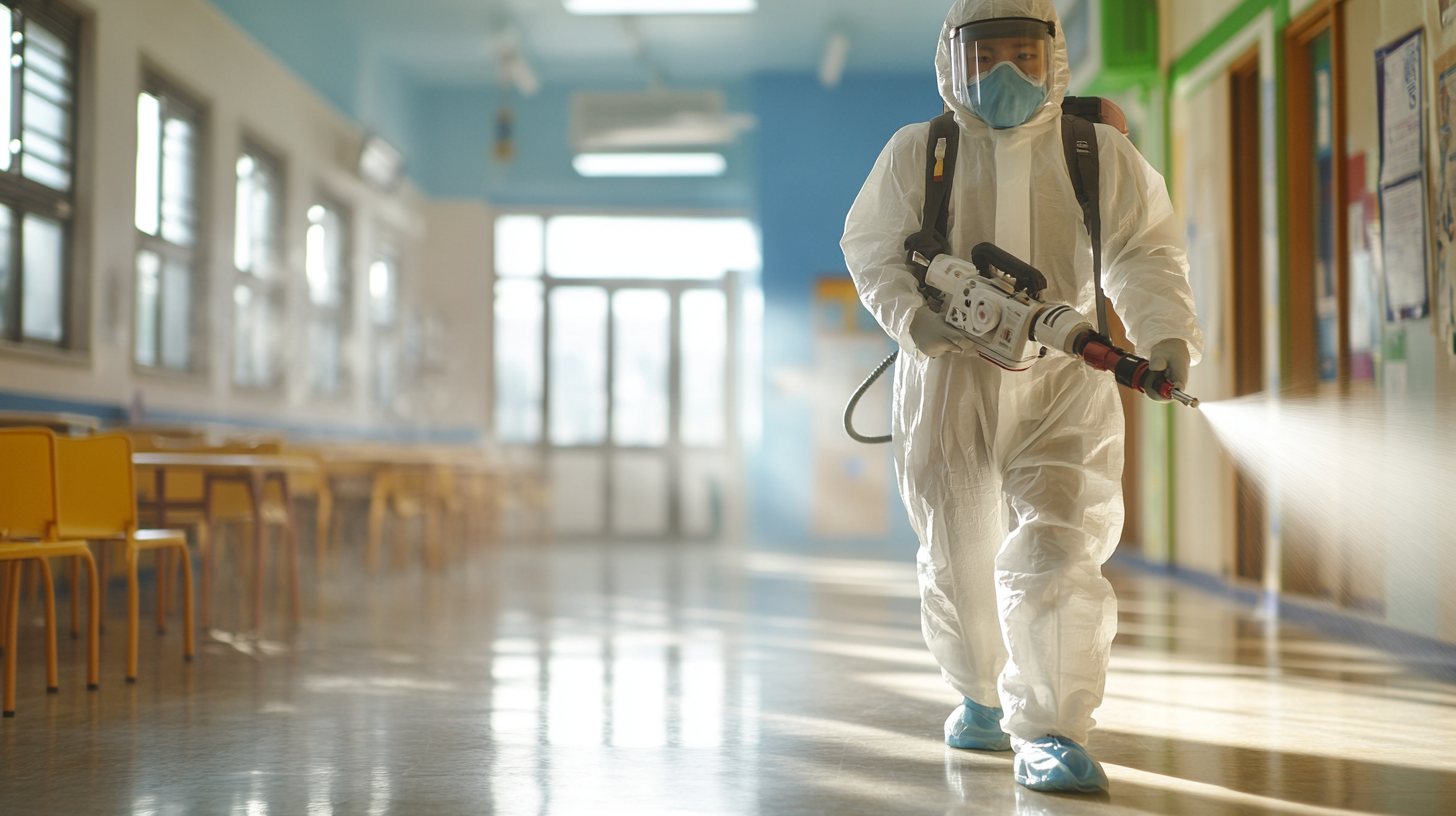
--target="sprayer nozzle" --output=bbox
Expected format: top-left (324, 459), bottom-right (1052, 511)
top-left (1171, 389), bottom-right (1200, 409)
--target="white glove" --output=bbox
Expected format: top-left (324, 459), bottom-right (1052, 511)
top-left (908, 307), bottom-right (972, 358)
top-left (1149, 338), bottom-right (1191, 393)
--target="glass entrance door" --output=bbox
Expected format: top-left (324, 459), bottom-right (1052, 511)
top-left (493, 214), bottom-right (757, 541)
top-left (545, 279), bottom-right (736, 539)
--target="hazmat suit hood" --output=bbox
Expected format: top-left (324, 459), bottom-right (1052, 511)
top-left (936, 0), bottom-right (1070, 132)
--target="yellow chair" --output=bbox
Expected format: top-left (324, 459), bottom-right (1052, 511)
top-left (0, 427), bottom-right (99, 716)
top-left (56, 434), bottom-right (193, 683)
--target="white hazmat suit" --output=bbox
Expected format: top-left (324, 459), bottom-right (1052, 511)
top-left (841, 0), bottom-right (1203, 752)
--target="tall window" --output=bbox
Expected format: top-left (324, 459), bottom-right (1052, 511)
top-left (134, 81), bottom-right (201, 371)
top-left (0, 2), bottom-right (79, 347)
top-left (369, 249), bottom-right (398, 408)
top-left (492, 214), bottom-right (756, 446)
top-left (306, 201), bottom-right (349, 397)
top-left (233, 146), bottom-right (283, 388)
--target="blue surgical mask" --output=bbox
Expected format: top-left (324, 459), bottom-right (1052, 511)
top-left (968, 61), bottom-right (1048, 129)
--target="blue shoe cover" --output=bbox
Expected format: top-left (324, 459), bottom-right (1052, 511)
top-left (1013, 737), bottom-right (1109, 793)
top-left (944, 697), bottom-right (1011, 751)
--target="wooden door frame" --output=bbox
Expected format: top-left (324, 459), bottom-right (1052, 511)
top-left (1228, 48), bottom-right (1266, 584)
top-left (1284, 0), bottom-right (1350, 395)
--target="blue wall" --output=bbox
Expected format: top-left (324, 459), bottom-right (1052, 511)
top-left (208, 0), bottom-right (419, 165)
top-left (749, 71), bottom-right (940, 547)
top-left (413, 83), bottom-right (757, 211)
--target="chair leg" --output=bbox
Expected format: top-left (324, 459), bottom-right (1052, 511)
top-left (126, 548), bottom-right (139, 684)
top-left (77, 549), bottom-right (99, 691)
top-left (174, 543), bottom-right (194, 663)
top-left (70, 555), bottom-right (81, 640)
top-left (36, 558), bottom-right (58, 694)
top-left (5, 564), bottom-right (21, 716)
top-left (155, 549), bottom-right (169, 636)
top-left (201, 523), bottom-right (214, 631)
top-left (97, 542), bottom-right (109, 635)
top-left (203, 478), bottom-right (216, 630)
top-left (0, 562), bottom-right (10, 659)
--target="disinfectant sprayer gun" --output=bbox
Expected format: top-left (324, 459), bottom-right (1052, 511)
top-left (917, 242), bottom-right (1200, 408)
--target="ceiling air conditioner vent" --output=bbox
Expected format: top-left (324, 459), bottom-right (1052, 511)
top-left (571, 90), bottom-right (756, 152)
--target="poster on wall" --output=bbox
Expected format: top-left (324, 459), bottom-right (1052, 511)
top-left (1438, 50), bottom-right (1456, 357)
top-left (1375, 29), bottom-right (1431, 322)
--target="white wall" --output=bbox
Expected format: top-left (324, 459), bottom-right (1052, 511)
top-left (1170, 72), bottom-right (1236, 579)
top-left (0, 0), bottom-right (486, 439)
top-left (1163, 0), bottom-right (1248, 64)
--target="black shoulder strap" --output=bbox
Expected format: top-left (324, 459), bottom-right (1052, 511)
top-left (903, 112), bottom-right (960, 310)
top-left (1061, 114), bottom-right (1108, 335)
top-left (920, 111), bottom-right (960, 243)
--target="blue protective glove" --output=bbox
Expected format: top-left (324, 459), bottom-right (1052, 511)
top-left (1013, 736), bottom-right (1109, 793)
top-left (945, 697), bottom-right (1011, 751)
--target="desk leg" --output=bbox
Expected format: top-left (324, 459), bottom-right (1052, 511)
top-left (249, 473), bottom-right (266, 634)
top-left (279, 473), bottom-right (302, 625)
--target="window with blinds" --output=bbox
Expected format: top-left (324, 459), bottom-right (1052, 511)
top-left (0, 1), bottom-right (79, 348)
top-left (134, 79), bottom-right (203, 372)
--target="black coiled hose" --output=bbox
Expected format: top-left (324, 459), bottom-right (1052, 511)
top-left (843, 350), bottom-right (899, 444)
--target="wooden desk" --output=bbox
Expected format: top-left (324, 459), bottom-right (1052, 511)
top-left (133, 452), bottom-right (317, 632)
top-left (0, 410), bottom-right (99, 435)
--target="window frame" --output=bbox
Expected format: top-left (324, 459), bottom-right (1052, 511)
top-left (133, 68), bottom-right (207, 376)
top-left (231, 136), bottom-right (287, 392)
top-left (0, 0), bottom-right (81, 351)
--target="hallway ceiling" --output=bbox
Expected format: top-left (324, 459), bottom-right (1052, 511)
top-left (290, 0), bottom-right (964, 86)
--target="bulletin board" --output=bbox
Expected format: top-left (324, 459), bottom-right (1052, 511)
top-left (1437, 45), bottom-right (1456, 358)
top-left (1375, 28), bottom-right (1431, 323)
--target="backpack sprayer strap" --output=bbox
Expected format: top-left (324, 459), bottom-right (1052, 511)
top-left (902, 110), bottom-right (961, 312)
top-left (1060, 112), bottom-right (1109, 335)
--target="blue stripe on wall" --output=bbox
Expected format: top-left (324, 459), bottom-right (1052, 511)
top-left (0, 388), bottom-right (480, 444)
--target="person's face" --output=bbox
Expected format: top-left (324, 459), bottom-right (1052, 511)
top-left (972, 37), bottom-right (1046, 80)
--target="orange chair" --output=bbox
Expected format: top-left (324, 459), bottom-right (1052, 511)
top-left (56, 434), bottom-right (193, 683)
top-left (0, 427), bottom-right (99, 716)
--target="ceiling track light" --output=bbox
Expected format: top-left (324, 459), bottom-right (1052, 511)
top-left (820, 32), bottom-right (850, 89)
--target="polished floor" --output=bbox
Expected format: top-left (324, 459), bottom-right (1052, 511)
top-left (1, 536), bottom-right (1454, 815)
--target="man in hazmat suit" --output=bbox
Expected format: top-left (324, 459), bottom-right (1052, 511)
top-left (841, 0), bottom-right (1203, 794)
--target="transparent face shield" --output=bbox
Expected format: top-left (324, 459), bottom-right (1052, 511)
top-left (949, 17), bottom-right (1055, 128)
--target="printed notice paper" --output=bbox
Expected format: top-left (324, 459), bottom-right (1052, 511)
top-left (1377, 29), bottom-right (1431, 321)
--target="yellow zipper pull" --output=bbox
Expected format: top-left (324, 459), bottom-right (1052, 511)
top-left (933, 137), bottom-right (947, 182)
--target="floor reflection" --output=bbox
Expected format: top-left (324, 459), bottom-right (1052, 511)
top-left (0, 539), bottom-right (1452, 815)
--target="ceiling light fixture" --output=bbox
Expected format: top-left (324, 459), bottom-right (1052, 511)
top-left (564, 0), bottom-right (756, 15)
top-left (819, 32), bottom-right (850, 89)
top-left (573, 152), bottom-right (727, 177)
